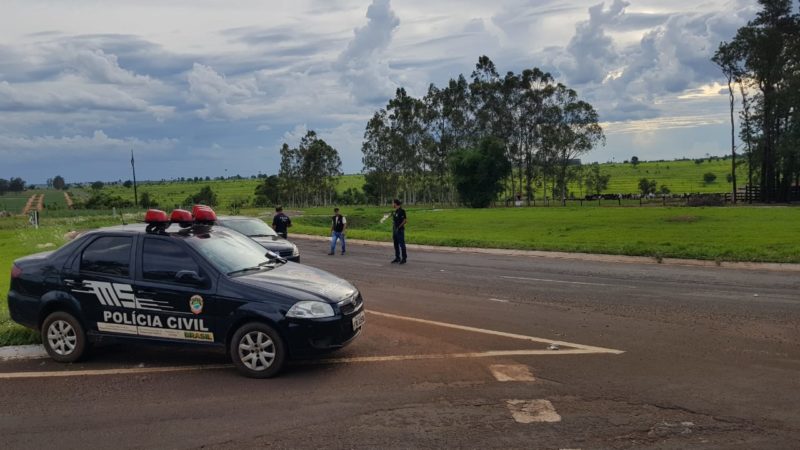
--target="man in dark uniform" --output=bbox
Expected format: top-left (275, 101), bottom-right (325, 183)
top-left (272, 206), bottom-right (291, 239)
top-left (391, 199), bottom-right (407, 264)
top-left (329, 207), bottom-right (346, 255)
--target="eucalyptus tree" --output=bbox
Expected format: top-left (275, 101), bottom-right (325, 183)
top-left (385, 88), bottom-right (428, 204)
top-left (541, 84), bottom-right (605, 205)
top-left (278, 131), bottom-right (342, 206)
top-left (712, 41), bottom-right (743, 202)
top-left (722, 0), bottom-right (799, 201)
top-left (362, 110), bottom-right (398, 205)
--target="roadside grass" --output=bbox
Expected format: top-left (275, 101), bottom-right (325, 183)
top-left (0, 214), bottom-right (136, 346)
top-left (292, 205), bottom-right (800, 263)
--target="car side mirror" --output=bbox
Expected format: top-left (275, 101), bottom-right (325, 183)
top-left (176, 270), bottom-right (204, 285)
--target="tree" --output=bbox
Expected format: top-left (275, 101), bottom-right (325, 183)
top-left (140, 192), bottom-right (158, 208)
top-left (584, 163), bottom-right (611, 196)
top-left (450, 137), bottom-right (512, 208)
top-left (91, 181), bottom-right (104, 191)
top-left (638, 178), bottom-right (657, 196)
top-left (659, 185), bottom-right (671, 195)
top-left (703, 172), bottom-right (718, 184)
top-left (185, 186), bottom-right (217, 206)
top-left (720, 0), bottom-right (800, 202)
top-left (254, 175), bottom-right (281, 206)
top-left (123, 180), bottom-right (133, 188)
top-left (631, 156), bottom-right (640, 166)
top-left (52, 175), bottom-right (65, 190)
top-left (0, 179), bottom-right (8, 195)
top-left (9, 177), bottom-right (26, 192)
top-left (712, 41), bottom-right (742, 203)
top-left (277, 130), bottom-right (342, 206)
top-left (542, 84), bottom-right (605, 205)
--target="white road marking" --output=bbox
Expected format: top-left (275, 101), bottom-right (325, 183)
top-left (489, 364), bottom-right (536, 382)
top-left (506, 399), bottom-right (562, 423)
top-left (500, 275), bottom-right (631, 288)
top-left (488, 298), bottom-right (510, 303)
top-left (0, 364), bottom-right (232, 379)
top-left (306, 349), bottom-right (606, 365)
top-left (368, 310), bottom-right (624, 354)
top-left (0, 311), bottom-right (622, 378)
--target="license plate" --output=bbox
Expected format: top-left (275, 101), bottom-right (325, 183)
top-left (352, 311), bottom-right (365, 331)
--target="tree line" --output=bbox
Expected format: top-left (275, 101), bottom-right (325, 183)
top-left (0, 178), bottom-right (26, 195)
top-left (713, 0), bottom-right (800, 203)
top-left (360, 55), bottom-right (604, 207)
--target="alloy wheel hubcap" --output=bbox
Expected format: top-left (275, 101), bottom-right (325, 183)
top-left (47, 320), bottom-right (77, 356)
top-left (238, 331), bottom-right (276, 371)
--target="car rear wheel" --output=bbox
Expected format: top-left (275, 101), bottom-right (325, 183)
top-left (41, 311), bottom-right (88, 363)
top-left (230, 322), bottom-right (286, 378)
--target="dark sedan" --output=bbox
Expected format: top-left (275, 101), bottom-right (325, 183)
top-left (216, 216), bottom-right (300, 262)
top-left (7, 207), bottom-right (363, 378)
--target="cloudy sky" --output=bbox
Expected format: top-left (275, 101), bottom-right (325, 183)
top-left (0, 0), bottom-right (759, 184)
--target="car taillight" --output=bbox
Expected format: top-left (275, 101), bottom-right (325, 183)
top-left (11, 264), bottom-right (22, 279)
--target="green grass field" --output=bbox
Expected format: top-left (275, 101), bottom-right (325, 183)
top-left (0, 189), bottom-right (70, 214)
top-left (1, 156), bottom-right (747, 215)
top-left (293, 205), bottom-right (800, 263)
top-left (94, 158), bottom-right (744, 207)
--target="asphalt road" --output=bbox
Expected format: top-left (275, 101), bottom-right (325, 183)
top-left (1, 237), bottom-right (799, 449)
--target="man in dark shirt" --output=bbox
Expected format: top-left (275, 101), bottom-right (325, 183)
top-left (329, 207), bottom-right (347, 255)
top-left (391, 199), bottom-right (407, 264)
top-left (271, 206), bottom-right (291, 239)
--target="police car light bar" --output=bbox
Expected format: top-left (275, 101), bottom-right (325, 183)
top-left (192, 205), bottom-right (217, 224)
top-left (170, 209), bottom-right (194, 228)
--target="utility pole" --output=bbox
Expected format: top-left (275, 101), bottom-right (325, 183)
top-left (131, 149), bottom-right (138, 207)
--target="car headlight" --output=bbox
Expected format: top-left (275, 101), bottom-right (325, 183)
top-left (291, 245), bottom-right (299, 257)
top-left (286, 301), bottom-right (334, 318)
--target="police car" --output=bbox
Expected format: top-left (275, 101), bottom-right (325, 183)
top-left (7, 206), bottom-right (365, 378)
top-left (215, 216), bottom-right (300, 262)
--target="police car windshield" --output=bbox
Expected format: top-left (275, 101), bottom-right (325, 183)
top-left (186, 229), bottom-right (280, 275)
top-left (221, 218), bottom-right (277, 237)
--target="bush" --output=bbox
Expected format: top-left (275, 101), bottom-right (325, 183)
top-left (703, 172), bottom-right (717, 184)
top-left (185, 186), bottom-right (218, 206)
top-left (451, 137), bottom-right (512, 208)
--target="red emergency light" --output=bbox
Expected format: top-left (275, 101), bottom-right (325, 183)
top-left (144, 209), bottom-right (169, 224)
top-left (170, 209), bottom-right (193, 228)
top-left (192, 205), bottom-right (217, 224)
top-left (144, 209), bottom-right (170, 233)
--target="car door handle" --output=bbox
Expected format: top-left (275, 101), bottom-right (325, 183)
top-left (64, 279), bottom-right (85, 288)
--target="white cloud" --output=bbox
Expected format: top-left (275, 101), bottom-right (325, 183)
top-left (0, 130), bottom-right (178, 162)
top-left (187, 63), bottom-right (262, 120)
top-left (336, 0), bottom-right (401, 104)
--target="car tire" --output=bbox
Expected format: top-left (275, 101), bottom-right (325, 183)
top-left (230, 322), bottom-right (286, 378)
top-left (41, 311), bottom-right (88, 363)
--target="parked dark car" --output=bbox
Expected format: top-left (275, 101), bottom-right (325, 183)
top-left (216, 216), bottom-right (300, 262)
top-left (7, 208), bottom-right (364, 378)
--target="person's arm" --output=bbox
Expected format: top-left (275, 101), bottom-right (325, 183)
top-left (331, 216), bottom-right (335, 232)
top-left (342, 216), bottom-right (347, 233)
top-left (287, 217), bottom-right (292, 228)
top-left (399, 211), bottom-right (407, 229)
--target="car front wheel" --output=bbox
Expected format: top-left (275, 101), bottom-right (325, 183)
top-left (41, 311), bottom-right (88, 363)
top-left (230, 322), bottom-right (286, 378)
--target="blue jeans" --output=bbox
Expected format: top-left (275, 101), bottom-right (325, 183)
top-left (393, 229), bottom-right (406, 261)
top-left (330, 231), bottom-right (346, 253)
